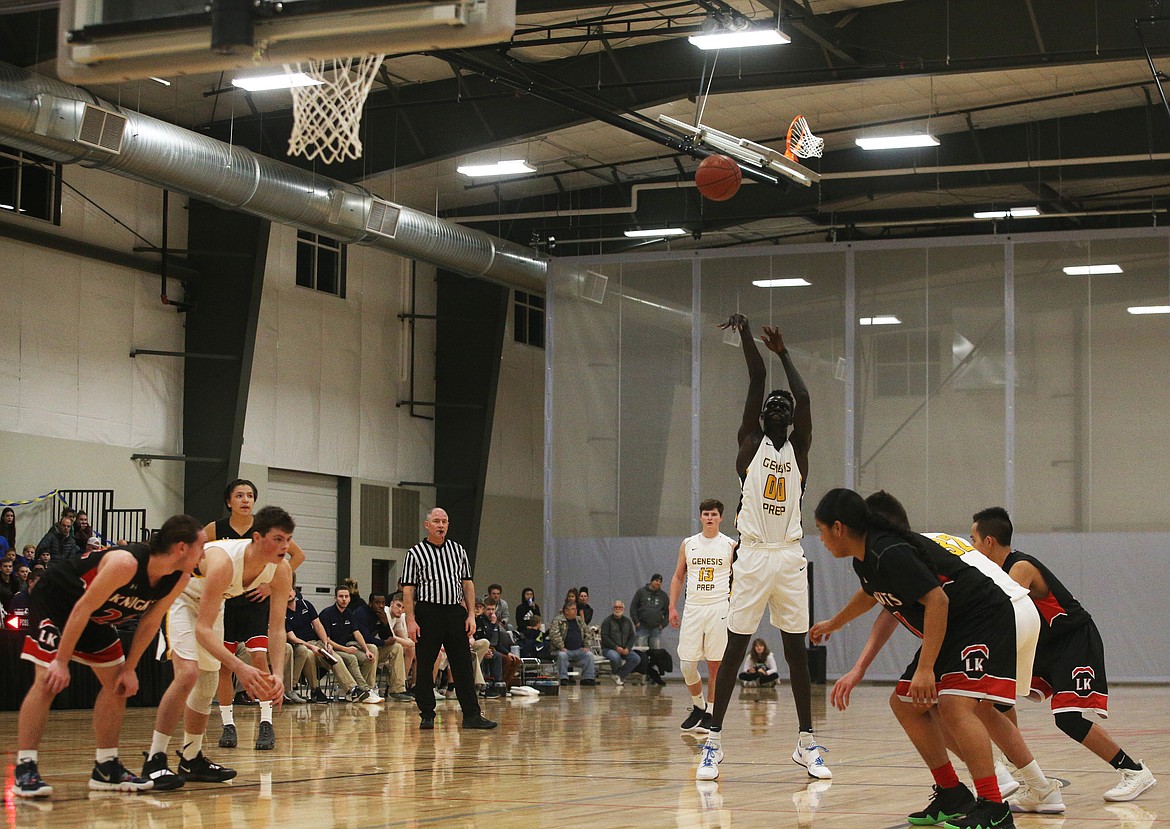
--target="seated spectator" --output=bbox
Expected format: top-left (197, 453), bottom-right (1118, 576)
top-left (483, 583), bottom-right (512, 630)
top-left (0, 556), bottom-right (17, 608)
top-left (0, 506), bottom-right (15, 553)
top-left (478, 598), bottom-right (520, 689)
top-left (34, 548), bottom-right (52, 569)
top-left (316, 585), bottom-right (379, 703)
top-left (20, 544), bottom-right (37, 568)
top-left (551, 601), bottom-right (596, 686)
top-left (353, 592), bottom-right (412, 702)
top-left (36, 511), bottom-right (78, 562)
top-left (73, 510), bottom-right (95, 550)
top-left (85, 535), bottom-right (104, 553)
top-left (519, 614), bottom-right (549, 660)
top-left (5, 568), bottom-right (40, 632)
top-left (285, 587), bottom-right (347, 703)
top-left (516, 587), bottom-right (541, 631)
top-left (600, 600), bottom-right (642, 685)
top-left (14, 563), bottom-right (30, 592)
top-left (576, 586), bottom-right (594, 624)
top-left (739, 637), bottom-right (779, 686)
top-left (387, 593), bottom-right (415, 688)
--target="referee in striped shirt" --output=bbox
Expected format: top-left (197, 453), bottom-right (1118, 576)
top-left (402, 507), bottom-right (497, 730)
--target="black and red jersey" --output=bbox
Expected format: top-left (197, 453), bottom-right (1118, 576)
top-left (1003, 549), bottom-right (1091, 639)
top-left (36, 543), bottom-right (184, 627)
top-left (853, 530), bottom-right (1010, 638)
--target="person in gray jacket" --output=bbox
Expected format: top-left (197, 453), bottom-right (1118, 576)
top-left (631, 574), bottom-right (668, 648)
top-left (600, 600), bottom-right (641, 685)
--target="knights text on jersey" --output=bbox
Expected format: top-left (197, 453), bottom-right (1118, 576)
top-left (35, 543), bottom-right (183, 627)
top-left (736, 438), bottom-right (803, 545)
top-left (682, 532), bottom-right (734, 606)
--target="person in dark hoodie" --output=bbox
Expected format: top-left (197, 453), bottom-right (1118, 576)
top-left (631, 573), bottom-right (668, 649)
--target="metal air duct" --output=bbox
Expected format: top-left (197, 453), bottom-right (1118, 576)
top-left (0, 61), bottom-right (547, 292)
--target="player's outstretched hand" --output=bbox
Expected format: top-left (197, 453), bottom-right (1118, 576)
top-left (43, 659), bottom-right (72, 694)
top-left (760, 325), bottom-right (787, 355)
top-left (718, 313), bottom-right (748, 332)
top-left (808, 619), bottom-right (835, 645)
top-left (830, 666), bottom-right (864, 711)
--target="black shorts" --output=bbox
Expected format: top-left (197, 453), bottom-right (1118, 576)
top-left (895, 598), bottom-right (1017, 706)
top-left (1029, 622), bottom-right (1109, 717)
top-left (222, 594), bottom-right (269, 652)
top-left (22, 590), bottom-right (124, 668)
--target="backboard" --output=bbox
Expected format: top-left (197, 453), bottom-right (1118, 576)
top-left (57, 0), bottom-right (516, 84)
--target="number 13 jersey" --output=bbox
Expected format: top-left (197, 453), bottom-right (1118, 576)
top-left (737, 438), bottom-right (803, 545)
top-left (683, 532), bottom-right (735, 606)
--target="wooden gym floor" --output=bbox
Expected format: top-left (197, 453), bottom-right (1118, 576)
top-left (2, 680), bottom-right (1166, 828)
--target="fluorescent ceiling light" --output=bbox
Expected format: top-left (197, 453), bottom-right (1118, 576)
top-left (624, 228), bottom-right (688, 238)
top-left (1128, 305), bottom-right (1170, 315)
top-left (688, 28), bottom-right (790, 50)
top-left (860, 316), bottom-right (901, 326)
top-left (456, 160), bottom-right (536, 177)
top-left (753, 278), bottom-right (811, 287)
top-left (148, 76), bottom-right (171, 87)
top-left (972, 207), bottom-right (1040, 219)
top-left (855, 134), bottom-right (940, 151)
top-left (232, 72), bottom-right (323, 92)
top-left (1062, 264), bottom-right (1123, 276)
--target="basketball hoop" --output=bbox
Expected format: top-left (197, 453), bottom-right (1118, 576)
top-left (784, 115), bottom-right (824, 161)
top-left (285, 54), bottom-right (386, 164)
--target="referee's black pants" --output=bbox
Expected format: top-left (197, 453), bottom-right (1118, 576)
top-left (412, 601), bottom-right (481, 720)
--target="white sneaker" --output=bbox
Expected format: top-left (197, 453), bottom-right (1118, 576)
top-left (1104, 762), bottom-right (1157, 802)
top-left (362, 692), bottom-right (383, 704)
top-left (1008, 778), bottom-right (1065, 813)
top-left (996, 760), bottom-right (1021, 799)
top-left (433, 689), bottom-right (444, 700)
top-left (696, 739), bottom-right (723, 781)
top-left (792, 733), bottom-right (832, 780)
top-left (614, 676), bottom-right (624, 686)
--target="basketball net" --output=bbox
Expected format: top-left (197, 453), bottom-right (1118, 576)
top-left (285, 54), bottom-right (385, 164)
top-left (784, 115), bottom-right (824, 161)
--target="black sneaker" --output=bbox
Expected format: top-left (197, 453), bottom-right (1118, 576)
top-left (939, 798), bottom-right (1014, 829)
top-left (419, 717), bottom-right (435, 730)
top-left (680, 706), bottom-right (709, 732)
top-left (176, 751), bottom-right (237, 783)
top-left (389, 692), bottom-right (415, 702)
top-left (580, 678), bottom-right (598, 686)
top-left (89, 757), bottom-right (152, 792)
top-left (218, 724), bottom-right (237, 749)
top-left (348, 686), bottom-right (370, 703)
top-left (11, 760), bottom-right (53, 798)
top-left (233, 691), bottom-right (254, 706)
top-left (462, 714), bottom-right (498, 730)
top-left (311, 688), bottom-right (330, 703)
top-left (908, 783), bottom-right (977, 826)
top-left (482, 686), bottom-right (501, 698)
top-left (141, 752), bottom-right (185, 791)
top-left (254, 721), bottom-right (275, 751)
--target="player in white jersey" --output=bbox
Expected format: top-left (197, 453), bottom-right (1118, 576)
top-left (697, 315), bottom-right (830, 783)
top-left (814, 490), bottom-right (1062, 810)
top-left (139, 505), bottom-right (295, 791)
top-left (670, 498), bottom-right (734, 733)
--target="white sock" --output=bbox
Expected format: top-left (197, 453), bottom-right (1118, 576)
top-left (220, 704), bottom-right (235, 727)
top-left (259, 700), bottom-right (273, 723)
top-left (149, 731), bottom-right (171, 758)
top-left (181, 732), bottom-right (204, 760)
top-left (799, 730), bottom-right (815, 746)
top-left (706, 729), bottom-right (721, 745)
top-left (95, 748), bottom-right (118, 764)
top-left (1018, 760), bottom-right (1049, 788)
top-left (17, 750), bottom-right (37, 764)
top-left (691, 692), bottom-right (706, 710)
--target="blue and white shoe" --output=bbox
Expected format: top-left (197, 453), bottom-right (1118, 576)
top-left (696, 739), bottom-right (724, 781)
top-left (793, 733), bottom-right (832, 779)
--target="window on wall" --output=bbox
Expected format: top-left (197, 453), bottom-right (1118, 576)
top-left (296, 231), bottom-right (347, 298)
top-left (0, 143), bottom-right (60, 223)
top-left (514, 289), bottom-right (545, 348)
top-left (870, 329), bottom-right (940, 397)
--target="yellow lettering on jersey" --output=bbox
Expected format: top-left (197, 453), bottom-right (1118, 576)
top-left (763, 474), bottom-right (787, 503)
top-left (931, 533), bottom-right (973, 557)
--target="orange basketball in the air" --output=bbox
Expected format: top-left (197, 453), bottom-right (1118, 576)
top-left (695, 154), bottom-right (742, 201)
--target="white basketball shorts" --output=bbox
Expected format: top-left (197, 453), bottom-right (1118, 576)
top-left (727, 542), bottom-right (809, 635)
top-left (168, 593), bottom-right (226, 672)
top-left (1013, 594), bottom-right (1040, 697)
top-left (678, 601), bottom-right (730, 662)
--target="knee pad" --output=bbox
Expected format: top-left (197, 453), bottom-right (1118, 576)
top-left (681, 660), bottom-right (701, 685)
top-left (187, 669), bottom-right (219, 715)
top-left (1054, 711), bottom-right (1092, 743)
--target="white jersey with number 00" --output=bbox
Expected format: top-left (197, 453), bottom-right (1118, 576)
top-left (181, 538), bottom-right (277, 604)
top-left (736, 438), bottom-right (803, 545)
top-left (683, 532), bottom-right (734, 607)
